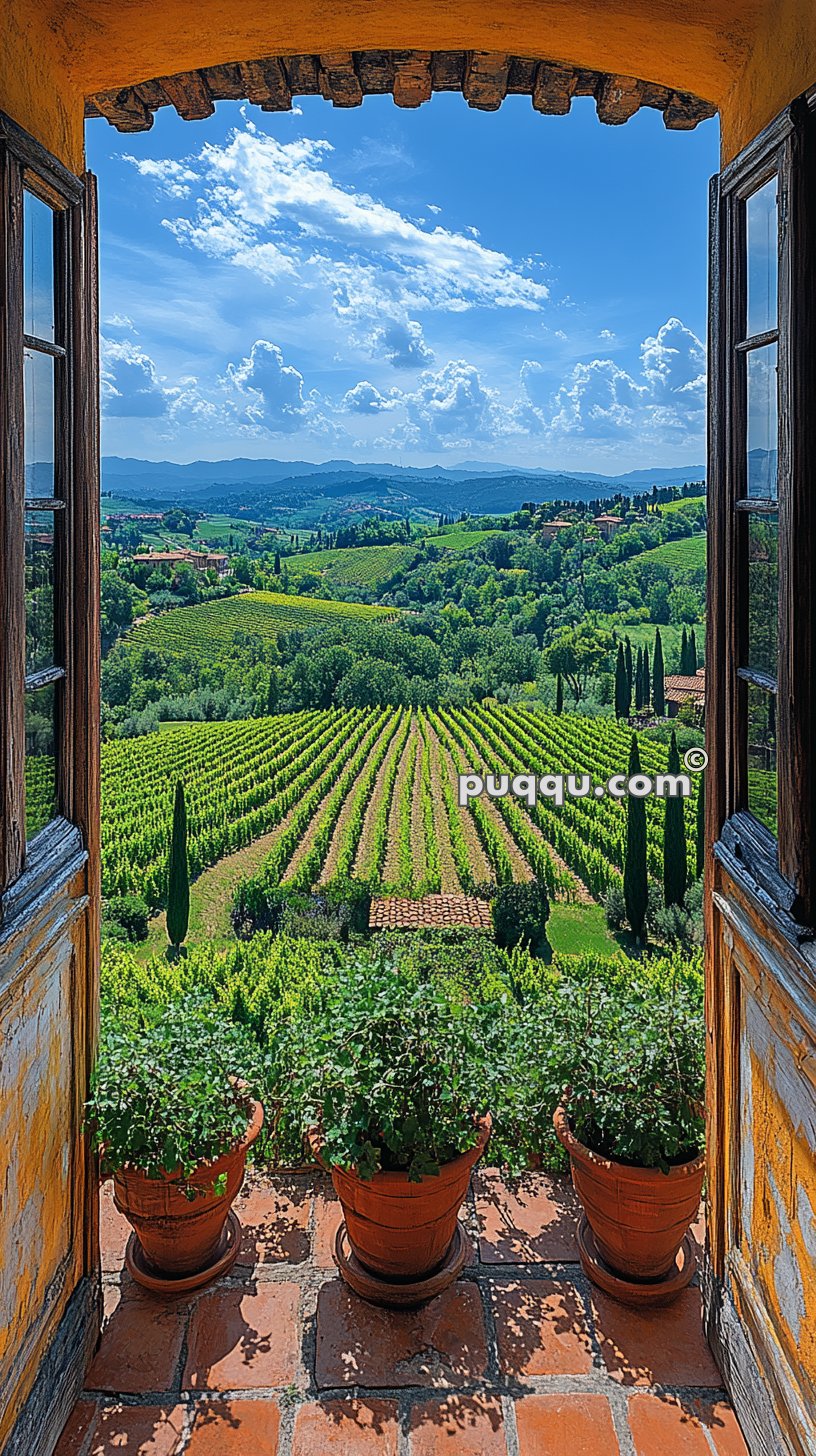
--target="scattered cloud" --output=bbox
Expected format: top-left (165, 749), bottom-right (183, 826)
top-left (371, 317), bottom-right (434, 370)
top-left (343, 381), bottom-right (397, 413)
top-left (104, 312), bottom-right (135, 330)
top-left (400, 360), bottom-right (507, 450)
top-left (225, 339), bottom-right (312, 433)
top-left (121, 155), bottom-right (199, 199)
top-left (101, 338), bottom-right (170, 417)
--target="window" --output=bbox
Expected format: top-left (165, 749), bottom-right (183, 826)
top-left (712, 96), bottom-right (816, 927)
top-left (0, 114), bottom-right (92, 918)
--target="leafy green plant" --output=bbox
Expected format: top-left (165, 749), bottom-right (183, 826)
top-left (522, 957), bottom-right (705, 1171)
top-left (491, 879), bottom-right (550, 952)
top-left (268, 957), bottom-right (506, 1181)
top-left (87, 992), bottom-right (265, 1181)
top-left (102, 893), bottom-right (150, 943)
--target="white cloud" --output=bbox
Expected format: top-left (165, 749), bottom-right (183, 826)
top-left (121, 155), bottom-right (199, 199)
top-left (427, 203), bottom-right (442, 215)
top-left (519, 316), bottom-right (706, 445)
top-left (599, 328), bottom-right (616, 341)
top-left (101, 338), bottom-right (169, 417)
top-left (400, 360), bottom-right (508, 449)
top-left (343, 381), bottom-right (397, 413)
top-left (104, 312), bottom-right (135, 330)
top-left (371, 317), bottom-right (434, 370)
top-left (134, 121), bottom-right (549, 329)
top-left (224, 340), bottom-right (313, 434)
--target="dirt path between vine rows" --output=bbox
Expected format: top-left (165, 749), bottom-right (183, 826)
top-left (425, 718), bottom-right (491, 886)
top-left (382, 721), bottom-right (419, 886)
top-left (353, 714), bottom-right (407, 880)
top-left (319, 715), bottom-right (395, 885)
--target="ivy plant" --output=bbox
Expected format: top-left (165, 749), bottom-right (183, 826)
top-left (87, 992), bottom-right (265, 1183)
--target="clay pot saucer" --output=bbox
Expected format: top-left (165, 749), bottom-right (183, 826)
top-left (333, 1219), bottom-right (468, 1308)
top-left (125, 1209), bottom-right (241, 1296)
top-left (577, 1215), bottom-right (697, 1307)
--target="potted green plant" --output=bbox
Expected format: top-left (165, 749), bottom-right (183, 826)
top-left (87, 993), bottom-right (264, 1287)
top-left (270, 958), bottom-right (495, 1287)
top-left (540, 959), bottom-right (706, 1291)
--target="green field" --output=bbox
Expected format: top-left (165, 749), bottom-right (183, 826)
top-left (429, 528), bottom-right (503, 551)
top-left (656, 494), bottom-right (706, 516)
top-left (102, 706), bottom-right (700, 912)
top-left (287, 542), bottom-right (417, 587)
top-left (635, 534), bottom-right (706, 570)
top-left (127, 590), bottom-right (397, 658)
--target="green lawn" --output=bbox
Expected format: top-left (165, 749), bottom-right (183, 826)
top-left (546, 902), bottom-right (621, 957)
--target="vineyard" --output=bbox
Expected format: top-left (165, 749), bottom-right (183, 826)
top-left (126, 590), bottom-right (398, 658)
top-left (287, 542), bottom-right (417, 587)
top-left (635, 535), bottom-right (707, 570)
top-left (101, 706), bottom-right (701, 911)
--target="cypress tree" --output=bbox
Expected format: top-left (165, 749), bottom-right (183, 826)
top-left (643, 645), bottom-right (651, 712)
top-left (614, 643), bottom-right (628, 719)
top-left (695, 770), bottom-right (706, 880)
top-left (663, 730), bottom-right (687, 907)
top-left (624, 735), bottom-right (648, 943)
top-left (635, 646), bottom-right (644, 711)
top-left (166, 781), bottom-right (189, 950)
top-left (555, 672), bottom-right (564, 714)
top-left (653, 629), bottom-right (666, 716)
top-left (274, 551), bottom-right (281, 575)
top-left (689, 627), bottom-right (698, 672)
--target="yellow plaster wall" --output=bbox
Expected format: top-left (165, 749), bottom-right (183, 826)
top-left (2, 0), bottom-right (809, 174)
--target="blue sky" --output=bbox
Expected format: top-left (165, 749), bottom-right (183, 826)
top-left (86, 93), bottom-right (718, 471)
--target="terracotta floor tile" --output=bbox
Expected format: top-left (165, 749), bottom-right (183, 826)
top-left (409, 1395), bottom-right (506, 1454)
top-left (315, 1279), bottom-right (489, 1389)
top-left (235, 1177), bottom-right (311, 1266)
top-left (186, 1398), bottom-right (280, 1453)
top-left (100, 1181), bottom-right (132, 1275)
top-left (313, 1181), bottom-right (342, 1270)
top-left (293, 1398), bottom-right (400, 1453)
top-left (474, 1170), bottom-right (580, 1263)
top-left (183, 1284), bottom-right (300, 1390)
top-left (492, 1279), bottom-right (595, 1377)
top-left (591, 1287), bottom-right (722, 1387)
top-left (85, 1288), bottom-right (187, 1394)
top-left (628, 1394), bottom-right (719, 1454)
top-left (53, 1401), bottom-right (97, 1455)
top-left (693, 1399), bottom-right (751, 1455)
top-left (515, 1395), bottom-right (620, 1456)
top-left (88, 1404), bottom-right (186, 1455)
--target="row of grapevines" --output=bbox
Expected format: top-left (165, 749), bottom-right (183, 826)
top-left (322, 709), bottom-right (405, 883)
top-left (358, 709), bottom-right (413, 882)
top-left (416, 714), bottom-right (442, 894)
top-left (431, 712), bottom-right (514, 886)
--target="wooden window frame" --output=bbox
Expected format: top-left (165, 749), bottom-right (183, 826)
top-left (0, 114), bottom-right (98, 928)
top-left (710, 95), bottom-right (816, 934)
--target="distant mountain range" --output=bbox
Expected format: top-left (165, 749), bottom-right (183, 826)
top-left (97, 453), bottom-right (707, 519)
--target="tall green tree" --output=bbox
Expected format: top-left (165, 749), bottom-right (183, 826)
top-left (689, 627), bottom-right (698, 672)
top-left (273, 551), bottom-right (281, 575)
top-left (653, 629), bottom-right (666, 716)
top-left (643, 645), bottom-right (651, 712)
top-left (695, 771), bottom-right (706, 879)
top-left (624, 734), bottom-right (648, 943)
top-left (635, 646), bottom-right (644, 710)
top-left (614, 643), bottom-right (629, 719)
top-left (680, 625), bottom-right (689, 674)
top-left (555, 672), bottom-right (564, 714)
top-left (624, 638), bottom-right (633, 698)
top-left (166, 781), bottom-right (190, 950)
top-left (663, 730), bottom-right (687, 908)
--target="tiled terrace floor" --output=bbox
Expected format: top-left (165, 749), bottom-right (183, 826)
top-left (55, 1170), bottom-right (749, 1455)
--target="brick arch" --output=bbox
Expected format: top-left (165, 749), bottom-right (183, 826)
top-left (86, 49), bottom-right (715, 134)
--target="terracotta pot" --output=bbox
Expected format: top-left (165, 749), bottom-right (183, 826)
top-left (554, 1105), bottom-right (704, 1281)
top-left (113, 1099), bottom-right (264, 1276)
top-left (309, 1115), bottom-right (491, 1280)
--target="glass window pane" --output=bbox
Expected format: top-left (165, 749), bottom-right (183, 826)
top-left (23, 190), bottom-right (55, 343)
top-left (24, 347), bottom-right (55, 497)
top-left (25, 510), bottom-right (56, 674)
top-left (746, 176), bottom-right (777, 339)
top-left (747, 683), bottom-right (777, 835)
top-left (746, 512), bottom-right (778, 678)
top-left (25, 682), bottom-right (58, 839)
top-left (746, 343), bottom-right (777, 498)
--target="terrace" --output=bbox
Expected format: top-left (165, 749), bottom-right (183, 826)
top-left (54, 1172), bottom-right (744, 1456)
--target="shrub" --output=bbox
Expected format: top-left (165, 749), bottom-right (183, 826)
top-left (322, 874), bottom-right (373, 935)
top-left (87, 992), bottom-right (265, 1181)
top-left (491, 879), bottom-right (550, 952)
top-left (102, 893), bottom-right (150, 943)
top-left (603, 881), bottom-right (627, 931)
